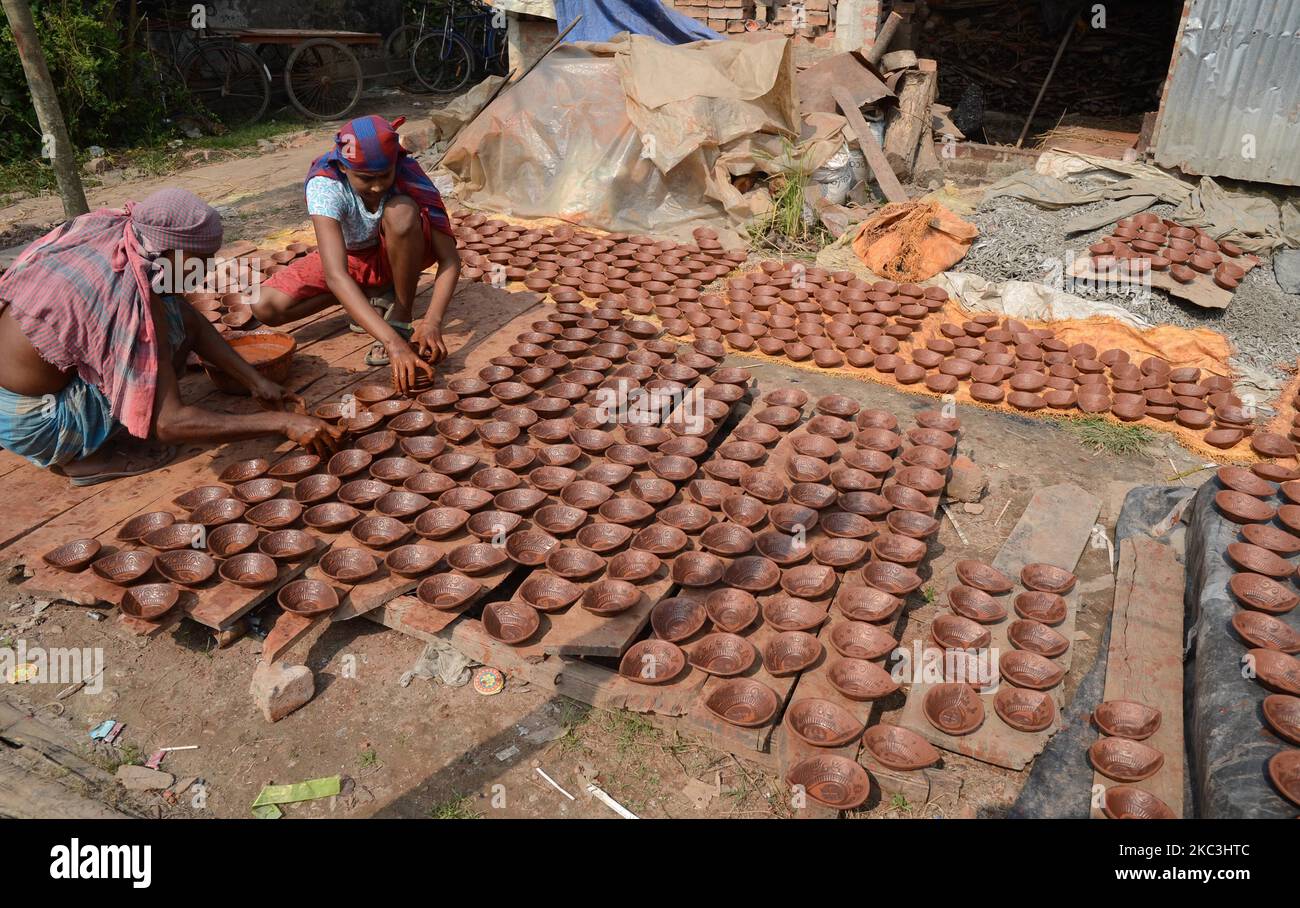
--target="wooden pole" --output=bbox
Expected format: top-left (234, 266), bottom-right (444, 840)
top-left (2, 0), bottom-right (89, 218)
top-left (1015, 15), bottom-right (1079, 149)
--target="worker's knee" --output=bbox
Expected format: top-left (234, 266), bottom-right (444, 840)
top-left (250, 291), bottom-right (289, 326)
top-left (383, 196), bottom-right (422, 237)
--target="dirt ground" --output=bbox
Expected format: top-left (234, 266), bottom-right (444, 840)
top-left (0, 95), bottom-right (1213, 820)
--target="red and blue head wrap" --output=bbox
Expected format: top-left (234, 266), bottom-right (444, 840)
top-left (305, 115), bottom-right (453, 237)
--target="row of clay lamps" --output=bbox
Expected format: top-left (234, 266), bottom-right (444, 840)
top-left (1089, 212), bottom-right (1255, 291)
top-left (450, 211), bottom-right (748, 301)
top-left (178, 242), bottom-right (314, 332)
top-left (1211, 465), bottom-right (1300, 810)
top-left (303, 302), bottom-right (754, 635)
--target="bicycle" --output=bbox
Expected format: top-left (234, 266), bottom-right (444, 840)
top-left (407, 0), bottom-right (510, 95)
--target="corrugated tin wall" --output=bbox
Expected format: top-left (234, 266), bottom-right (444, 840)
top-left (1154, 0), bottom-right (1300, 187)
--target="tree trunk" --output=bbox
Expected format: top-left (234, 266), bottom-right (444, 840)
top-left (2, 0), bottom-right (89, 219)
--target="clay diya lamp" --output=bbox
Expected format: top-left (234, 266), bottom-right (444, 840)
top-left (579, 578), bottom-right (640, 615)
top-left (517, 572), bottom-right (582, 612)
top-left (1262, 694), bottom-right (1300, 746)
top-left (994, 687), bottom-right (1057, 733)
top-left (783, 755), bottom-right (872, 810)
top-left (826, 657), bottom-right (898, 700)
top-left (1089, 737), bottom-right (1165, 782)
top-left (862, 725), bottom-right (940, 770)
top-left (153, 549), bottom-right (217, 585)
top-left (42, 538), bottom-right (102, 573)
top-left (999, 650), bottom-right (1066, 690)
top-left (119, 582), bottom-right (181, 621)
top-left (618, 639), bottom-right (686, 684)
top-left (416, 572), bottom-right (483, 611)
top-left (705, 677), bottom-right (780, 727)
top-left (923, 683), bottom-right (985, 736)
top-left (219, 552), bottom-right (279, 588)
top-left (1232, 611), bottom-right (1300, 653)
top-left (1100, 786), bottom-right (1176, 819)
top-left (482, 601), bottom-right (541, 646)
top-left (785, 698), bottom-right (864, 747)
top-left (318, 547), bottom-right (379, 583)
top-left (650, 597), bottom-right (708, 642)
top-left (1092, 700), bottom-right (1162, 740)
top-left (955, 559), bottom-right (1013, 593)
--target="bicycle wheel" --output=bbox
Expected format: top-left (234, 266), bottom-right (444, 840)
top-left (383, 24), bottom-right (430, 91)
top-left (179, 43), bottom-right (270, 129)
top-left (285, 38), bottom-right (363, 120)
top-left (411, 29), bottom-right (475, 94)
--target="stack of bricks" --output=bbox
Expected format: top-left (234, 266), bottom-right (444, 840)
top-left (666, 0), bottom-right (832, 38)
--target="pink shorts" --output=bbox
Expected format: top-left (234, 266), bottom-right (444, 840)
top-left (263, 208), bottom-right (438, 302)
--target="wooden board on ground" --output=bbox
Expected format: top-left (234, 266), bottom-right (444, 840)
top-left (1089, 535), bottom-right (1185, 818)
top-left (895, 482), bottom-right (1102, 770)
top-left (1069, 255), bottom-right (1261, 311)
top-left (552, 657), bottom-right (708, 716)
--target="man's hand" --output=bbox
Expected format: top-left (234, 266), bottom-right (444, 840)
top-left (282, 414), bottom-right (345, 459)
top-left (412, 319), bottom-right (448, 364)
top-left (250, 377), bottom-right (306, 414)
top-left (387, 337), bottom-right (435, 394)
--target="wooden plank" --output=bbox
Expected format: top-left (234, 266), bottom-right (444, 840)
top-left (833, 86), bottom-right (909, 204)
top-left (552, 657), bottom-right (708, 716)
top-left (895, 482), bottom-right (1102, 770)
top-left (1089, 536), bottom-right (1185, 818)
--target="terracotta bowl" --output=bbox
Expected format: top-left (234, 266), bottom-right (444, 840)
top-left (219, 458), bottom-right (269, 483)
top-left (1020, 562), bottom-right (1078, 594)
top-left (781, 563), bottom-right (836, 599)
top-left (827, 657), bottom-right (898, 700)
top-left (174, 486), bottom-right (227, 511)
top-left (1232, 611), bottom-right (1300, 653)
top-left (503, 530), bottom-right (559, 567)
top-left (482, 601), bottom-right (540, 645)
top-left (704, 588), bottom-right (759, 633)
top-left (1014, 590), bottom-right (1068, 625)
top-left (268, 453), bottom-right (320, 481)
top-left (812, 538), bottom-right (870, 568)
top-left (416, 572), bottom-right (483, 611)
top-left (785, 698), bottom-right (864, 747)
top-left (119, 582), bottom-right (180, 621)
top-left (721, 494), bottom-right (769, 529)
top-left (546, 546), bottom-right (605, 579)
top-left (400, 460), bottom-right (454, 488)
top-left (337, 479), bottom-right (391, 506)
top-left (618, 639), bottom-right (687, 684)
top-left (629, 477), bottom-right (676, 505)
top-left (153, 549), bottom-right (216, 585)
top-left (143, 522), bottom-right (205, 551)
top-left (724, 555), bottom-right (781, 593)
top-left (438, 487), bottom-right (494, 512)
top-left (190, 498), bottom-right (248, 528)
top-left (685, 479), bottom-right (728, 508)
top-left (116, 504), bottom-right (176, 541)
top-left (357, 430), bottom-right (399, 456)
top-left (219, 552), bottom-right (278, 587)
top-left (1227, 542), bottom-right (1294, 578)
top-left (1241, 523), bottom-right (1300, 555)
top-left (534, 505), bottom-right (588, 536)
top-left (1228, 572), bottom-right (1298, 614)
top-left (837, 585), bottom-right (903, 623)
top-left (560, 480), bottom-right (614, 511)
top-left (580, 578), bottom-right (640, 615)
top-left (1008, 619), bottom-right (1070, 658)
top-left (923, 683), bottom-right (985, 736)
top-left (829, 622), bottom-right (897, 660)
top-left (1262, 694), bottom-right (1300, 745)
top-left (688, 632), bottom-right (756, 676)
top-left (699, 523), bottom-right (754, 557)
top-left (862, 724), bottom-right (940, 770)
top-left (862, 560), bottom-right (922, 596)
top-left (277, 578), bottom-right (340, 616)
top-left (370, 457), bottom-right (423, 484)
top-left (754, 531), bottom-right (811, 566)
top-left (1246, 648), bottom-right (1300, 695)
top-left (599, 497), bottom-right (655, 526)
top-left (999, 650), bottom-right (1066, 690)
top-left (705, 677), bottom-right (780, 727)
top-left (351, 516), bottom-right (411, 548)
top-left (245, 498), bottom-right (303, 529)
top-left (994, 687), bottom-right (1057, 733)
top-left (955, 559), bottom-right (1013, 593)
top-left (232, 477), bottom-right (284, 504)
top-left (607, 548), bottom-right (661, 582)
top-left (529, 465), bottom-right (578, 492)
top-left (1101, 786), bottom-right (1176, 819)
top-left (648, 455), bottom-right (698, 482)
top-left (518, 572), bottom-right (582, 611)
top-left (740, 469), bottom-right (787, 504)
top-left (815, 512), bottom-right (872, 540)
top-left (932, 613), bottom-right (991, 650)
top-left (629, 520), bottom-right (691, 554)
top-left (659, 504), bottom-right (715, 535)
top-left (651, 596), bottom-right (708, 642)
top-left (42, 538), bottom-right (102, 573)
top-left (447, 542), bottom-right (508, 575)
top-left (576, 522), bottom-right (633, 553)
top-left (429, 452), bottom-right (481, 478)
top-left (384, 544), bottom-right (441, 577)
top-left (750, 595), bottom-right (817, 633)
top-left (466, 510), bottom-right (523, 540)
top-left (1092, 700), bottom-right (1162, 740)
top-left (494, 488), bottom-right (548, 514)
top-left (327, 448), bottom-right (373, 478)
top-left (412, 507), bottom-right (470, 540)
top-left (294, 473), bottom-right (341, 505)
top-left (672, 551), bottom-right (726, 587)
top-left (784, 755), bottom-right (871, 810)
top-left (318, 547), bottom-right (379, 583)
top-left (1216, 490), bottom-right (1277, 524)
top-left (1089, 737), bottom-right (1165, 782)
top-left (200, 523), bottom-right (255, 559)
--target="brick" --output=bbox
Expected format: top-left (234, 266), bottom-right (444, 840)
top-left (250, 661), bottom-right (315, 722)
top-left (804, 0), bottom-right (829, 9)
top-left (708, 18), bottom-right (727, 29)
top-left (724, 0), bottom-right (744, 7)
top-left (727, 20), bottom-right (747, 32)
top-left (946, 456), bottom-right (988, 503)
top-left (807, 11), bottom-right (828, 25)
top-left (711, 8), bottom-right (743, 18)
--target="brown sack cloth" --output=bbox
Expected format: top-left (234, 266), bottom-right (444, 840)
top-left (851, 201), bottom-right (978, 282)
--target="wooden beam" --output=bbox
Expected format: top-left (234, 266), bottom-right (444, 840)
top-left (832, 85), bottom-right (908, 204)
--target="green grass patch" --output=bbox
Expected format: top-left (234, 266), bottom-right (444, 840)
top-left (428, 793), bottom-right (481, 819)
top-left (1055, 417), bottom-right (1155, 456)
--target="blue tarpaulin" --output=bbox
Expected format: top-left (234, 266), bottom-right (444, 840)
top-left (555, 0), bottom-right (721, 45)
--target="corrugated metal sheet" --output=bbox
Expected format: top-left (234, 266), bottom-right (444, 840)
top-left (1154, 0), bottom-right (1300, 186)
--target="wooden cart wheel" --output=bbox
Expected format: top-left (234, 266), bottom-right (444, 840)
top-left (179, 43), bottom-right (270, 128)
top-left (284, 38), bottom-right (363, 120)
